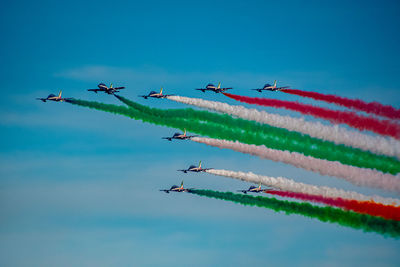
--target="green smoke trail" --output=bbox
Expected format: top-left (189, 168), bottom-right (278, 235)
top-left (188, 189), bottom-right (400, 238)
top-left (114, 96), bottom-right (400, 174)
top-left (66, 98), bottom-right (400, 174)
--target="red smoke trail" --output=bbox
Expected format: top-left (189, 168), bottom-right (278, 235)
top-left (281, 89), bottom-right (400, 120)
top-left (223, 93), bottom-right (400, 140)
top-left (264, 190), bottom-right (400, 221)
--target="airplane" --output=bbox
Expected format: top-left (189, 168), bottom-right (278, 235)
top-left (160, 181), bottom-right (194, 193)
top-left (87, 83), bottom-right (125, 94)
top-left (237, 183), bottom-right (270, 194)
top-left (162, 129), bottom-right (198, 141)
top-left (251, 80), bottom-right (290, 92)
top-left (196, 82), bottom-right (233, 93)
top-left (36, 90), bottom-right (72, 102)
top-left (139, 87), bottom-right (173, 99)
top-left (178, 161), bottom-right (213, 173)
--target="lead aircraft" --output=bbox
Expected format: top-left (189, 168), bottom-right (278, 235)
top-left (36, 90), bottom-right (72, 102)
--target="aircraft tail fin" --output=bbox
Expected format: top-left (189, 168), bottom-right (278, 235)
top-left (217, 82), bottom-right (221, 89)
top-left (273, 80), bottom-right (277, 87)
top-left (258, 182), bottom-right (261, 189)
top-left (110, 83), bottom-right (113, 88)
top-left (199, 161), bottom-right (202, 168)
top-left (160, 87), bottom-right (163, 95)
top-left (58, 90), bottom-right (62, 98)
top-left (184, 128), bottom-right (186, 136)
top-left (180, 180), bottom-right (184, 188)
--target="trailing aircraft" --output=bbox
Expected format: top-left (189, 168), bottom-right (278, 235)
top-left (162, 129), bottom-right (198, 141)
top-left (251, 80), bottom-right (290, 92)
top-left (178, 161), bottom-right (213, 173)
top-left (139, 87), bottom-right (173, 99)
top-left (160, 181), bottom-right (194, 193)
top-left (237, 183), bottom-right (269, 194)
top-left (196, 82), bottom-right (233, 93)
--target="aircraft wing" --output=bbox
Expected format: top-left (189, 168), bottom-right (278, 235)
top-left (114, 87), bottom-right (125, 90)
top-left (88, 89), bottom-right (102, 93)
top-left (162, 137), bottom-right (173, 141)
top-left (36, 98), bottom-right (46, 102)
top-left (222, 87), bottom-right (233, 90)
top-left (158, 94), bottom-right (173, 98)
top-left (185, 188), bottom-right (195, 192)
top-left (159, 189), bottom-right (170, 193)
top-left (177, 169), bottom-right (188, 173)
top-left (237, 190), bottom-right (248, 194)
top-left (138, 95), bottom-right (149, 99)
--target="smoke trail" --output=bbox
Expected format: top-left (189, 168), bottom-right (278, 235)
top-left (282, 89), bottom-right (400, 120)
top-left (189, 189), bottom-right (400, 238)
top-left (115, 95), bottom-right (400, 175)
top-left (264, 190), bottom-right (400, 221)
top-left (67, 98), bottom-right (400, 174)
top-left (167, 95), bottom-right (400, 159)
top-left (205, 169), bottom-right (400, 205)
top-left (191, 137), bottom-right (400, 193)
top-left (223, 93), bottom-right (400, 140)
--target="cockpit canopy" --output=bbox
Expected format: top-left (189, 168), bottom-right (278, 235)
top-left (170, 185), bottom-right (179, 189)
top-left (172, 133), bottom-right (181, 137)
top-left (189, 165), bottom-right (196, 169)
top-left (207, 83), bottom-right (214, 87)
top-left (249, 186), bottom-right (257, 190)
top-left (149, 91), bottom-right (157, 94)
top-left (47, 94), bottom-right (56, 98)
top-left (264, 84), bottom-right (271, 87)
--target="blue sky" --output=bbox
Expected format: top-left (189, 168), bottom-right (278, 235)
top-left (1, 0), bottom-right (400, 266)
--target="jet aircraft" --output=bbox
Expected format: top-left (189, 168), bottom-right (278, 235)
top-left (196, 82), bottom-right (233, 93)
top-left (178, 161), bottom-right (213, 173)
top-left (251, 80), bottom-right (290, 92)
top-left (87, 83), bottom-right (125, 94)
top-left (139, 87), bottom-right (173, 99)
top-left (162, 129), bottom-right (198, 141)
top-left (160, 181), bottom-right (194, 193)
top-left (237, 183), bottom-right (269, 194)
top-left (36, 90), bottom-right (72, 102)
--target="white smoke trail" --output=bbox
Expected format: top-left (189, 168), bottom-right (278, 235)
top-left (168, 95), bottom-right (400, 159)
top-left (192, 137), bottom-right (400, 193)
top-left (205, 169), bottom-right (400, 206)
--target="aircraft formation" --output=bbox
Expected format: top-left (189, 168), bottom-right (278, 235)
top-left (37, 80), bottom-right (289, 103)
top-left (36, 78), bottom-right (400, 238)
top-left (36, 80), bottom-right (289, 194)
